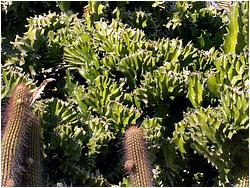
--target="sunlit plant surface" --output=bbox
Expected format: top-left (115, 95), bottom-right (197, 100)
top-left (1, 1), bottom-right (248, 186)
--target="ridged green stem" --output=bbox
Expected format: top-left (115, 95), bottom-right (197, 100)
top-left (123, 125), bottom-right (153, 187)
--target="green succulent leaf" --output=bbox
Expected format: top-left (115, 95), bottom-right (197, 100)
top-left (2, 1), bottom-right (248, 186)
top-left (207, 74), bottom-right (220, 98)
top-left (187, 74), bottom-right (204, 108)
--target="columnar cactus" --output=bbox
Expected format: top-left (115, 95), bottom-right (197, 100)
top-left (234, 152), bottom-right (249, 187)
top-left (123, 125), bottom-right (153, 187)
top-left (1, 84), bottom-right (32, 186)
top-left (234, 167), bottom-right (249, 187)
top-left (23, 121), bottom-right (43, 186)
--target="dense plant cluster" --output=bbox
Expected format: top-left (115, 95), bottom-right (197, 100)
top-left (1, 1), bottom-right (249, 186)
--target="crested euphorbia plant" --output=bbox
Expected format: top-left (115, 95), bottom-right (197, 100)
top-left (1, 1), bottom-right (248, 187)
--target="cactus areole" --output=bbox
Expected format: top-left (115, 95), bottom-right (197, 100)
top-left (124, 125), bottom-right (153, 187)
top-left (1, 83), bottom-right (43, 186)
top-left (1, 84), bottom-right (31, 186)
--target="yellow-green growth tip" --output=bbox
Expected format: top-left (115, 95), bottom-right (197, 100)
top-left (124, 125), bottom-right (153, 187)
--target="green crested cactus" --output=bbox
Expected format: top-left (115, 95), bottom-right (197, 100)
top-left (1, 83), bottom-right (32, 186)
top-left (222, 2), bottom-right (249, 54)
top-left (23, 121), bottom-right (43, 186)
top-left (2, 1), bottom-right (248, 186)
top-left (187, 74), bottom-right (203, 108)
top-left (222, 2), bottom-right (239, 54)
top-left (123, 125), bottom-right (153, 187)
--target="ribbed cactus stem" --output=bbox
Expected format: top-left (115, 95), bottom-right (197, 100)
top-left (1, 84), bottom-right (31, 186)
top-left (23, 120), bottom-right (43, 186)
top-left (123, 125), bottom-right (153, 187)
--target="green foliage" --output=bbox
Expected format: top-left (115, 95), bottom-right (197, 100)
top-left (40, 98), bottom-right (91, 185)
top-left (222, 2), bottom-right (249, 54)
top-left (165, 1), bottom-right (228, 50)
top-left (1, 1), bottom-right (248, 187)
top-left (135, 67), bottom-right (188, 107)
top-left (1, 67), bottom-right (35, 99)
top-left (187, 73), bottom-right (204, 108)
top-left (173, 87), bottom-right (249, 186)
top-left (222, 3), bottom-right (239, 53)
top-left (214, 52), bottom-right (248, 88)
top-left (56, 1), bottom-right (71, 13)
top-left (81, 73), bottom-right (124, 116)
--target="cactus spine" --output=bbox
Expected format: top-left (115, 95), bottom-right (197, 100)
top-left (1, 84), bottom-right (31, 186)
top-left (123, 125), bottom-right (153, 187)
top-left (234, 153), bottom-right (249, 187)
top-left (1, 83), bottom-right (43, 186)
top-left (234, 167), bottom-right (249, 187)
top-left (23, 120), bottom-right (43, 186)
